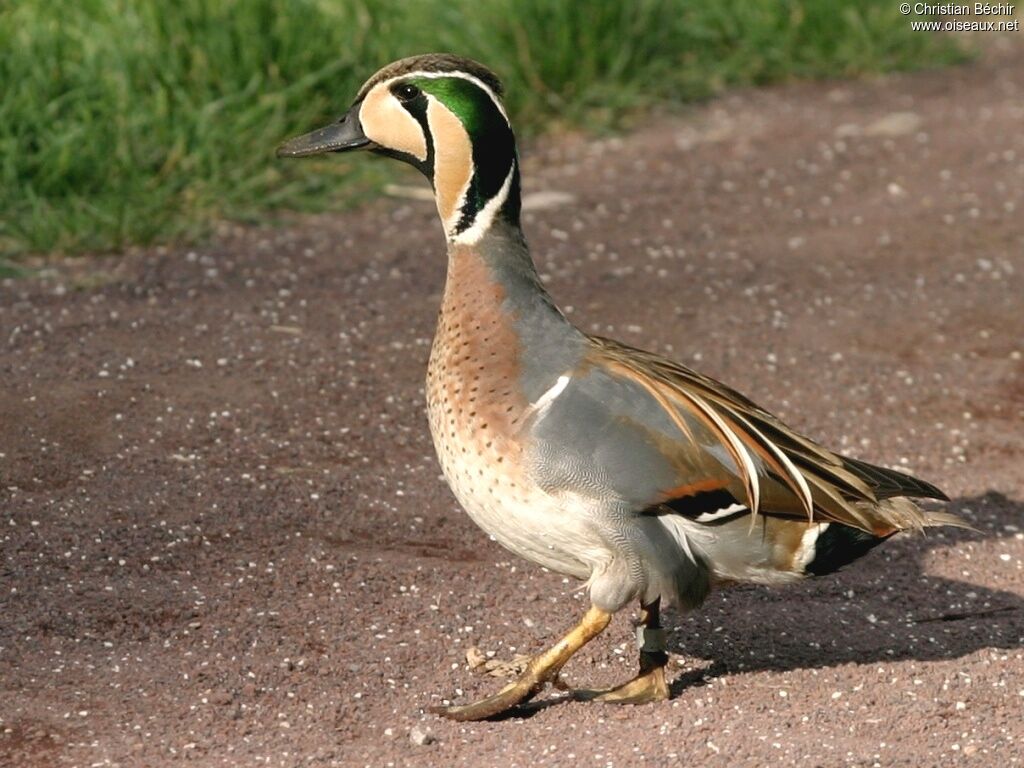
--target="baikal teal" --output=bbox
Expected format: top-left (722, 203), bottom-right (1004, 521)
top-left (277, 53), bottom-right (967, 722)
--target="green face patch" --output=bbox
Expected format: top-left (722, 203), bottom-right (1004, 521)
top-left (413, 74), bottom-right (519, 236)
top-left (413, 76), bottom-right (503, 141)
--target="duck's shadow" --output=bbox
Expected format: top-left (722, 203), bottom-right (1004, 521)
top-left (460, 492), bottom-right (1022, 720)
top-left (664, 491), bottom-right (1024, 696)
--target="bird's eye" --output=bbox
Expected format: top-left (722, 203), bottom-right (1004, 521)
top-left (394, 83), bottom-right (421, 102)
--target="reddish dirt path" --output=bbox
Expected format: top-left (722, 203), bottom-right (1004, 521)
top-left (3, 38), bottom-right (1023, 768)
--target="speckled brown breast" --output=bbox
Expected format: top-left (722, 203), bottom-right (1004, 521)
top-left (424, 246), bottom-right (595, 576)
top-left (426, 245), bottom-right (529, 503)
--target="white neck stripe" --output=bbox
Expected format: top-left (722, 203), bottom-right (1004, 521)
top-left (450, 163), bottom-right (515, 245)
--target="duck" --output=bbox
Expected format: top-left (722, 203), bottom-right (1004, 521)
top-left (277, 53), bottom-right (964, 721)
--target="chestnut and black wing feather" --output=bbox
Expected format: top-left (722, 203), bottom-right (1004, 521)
top-left (587, 336), bottom-right (951, 534)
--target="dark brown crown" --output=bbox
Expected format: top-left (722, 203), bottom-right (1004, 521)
top-left (355, 53), bottom-right (504, 102)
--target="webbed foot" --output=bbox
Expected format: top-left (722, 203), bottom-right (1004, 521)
top-left (574, 657), bottom-right (669, 704)
top-left (431, 606), bottom-right (612, 721)
top-left (575, 599), bottom-right (671, 706)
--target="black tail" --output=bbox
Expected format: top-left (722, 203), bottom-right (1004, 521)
top-left (840, 456), bottom-right (949, 501)
top-left (805, 523), bottom-right (894, 576)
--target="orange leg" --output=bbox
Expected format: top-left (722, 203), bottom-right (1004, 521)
top-left (574, 598), bottom-right (670, 705)
top-left (432, 605), bottom-right (612, 721)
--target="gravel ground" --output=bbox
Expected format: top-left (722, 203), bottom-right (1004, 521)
top-left (3, 36), bottom-right (1024, 768)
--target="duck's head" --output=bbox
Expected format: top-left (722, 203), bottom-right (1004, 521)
top-left (278, 54), bottom-right (520, 245)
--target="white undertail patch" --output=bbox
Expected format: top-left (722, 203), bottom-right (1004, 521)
top-left (795, 522), bottom-right (830, 571)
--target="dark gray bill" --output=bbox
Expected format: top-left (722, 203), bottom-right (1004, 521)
top-left (276, 106), bottom-right (370, 158)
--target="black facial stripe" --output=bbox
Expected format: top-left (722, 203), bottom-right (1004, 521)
top-left (365, 73), bottom-right (523, 236)
top-left (448, 88), bottom-right (518, 236)
top-left (371, 96), bottom-right (435, 176)
top-left (451, 193), bottom-right (477, 236)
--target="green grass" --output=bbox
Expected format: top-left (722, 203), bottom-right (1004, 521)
top-left (1, 0), bottom-right (968, 257)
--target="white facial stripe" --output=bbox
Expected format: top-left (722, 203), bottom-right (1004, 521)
top-left (370, 70), bottom-right (509, 124)
top-left (359, 85), bottom-right (428, 162)
top-left (451, 163), bottom-right (515, 245)
top-left (363, 68), bottom-right (513, 244)
top-left (409, 71), bottom-right (509, 123)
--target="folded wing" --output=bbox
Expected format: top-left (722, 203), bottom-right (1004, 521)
top-left (586, 336), bottom-right (951, 535)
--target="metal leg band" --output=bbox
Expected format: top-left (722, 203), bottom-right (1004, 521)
top-left (635, 626), bottom-right (667, 653)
